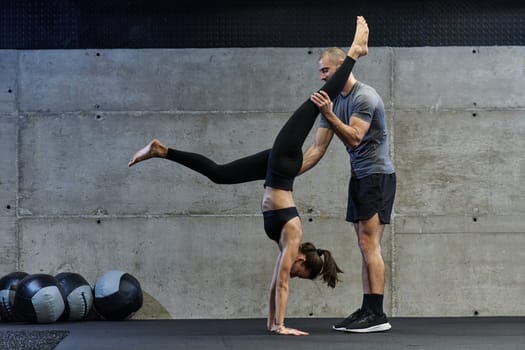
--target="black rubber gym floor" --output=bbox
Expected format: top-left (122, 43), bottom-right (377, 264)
top-left (1, 317), bottom-right (524, 350)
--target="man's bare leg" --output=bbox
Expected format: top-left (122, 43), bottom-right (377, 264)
top-left (357, 214), bottom-right (385, 295)
top-left (348, 16), bottom-right (369, 61)
top-left (128, 139), bottom-right (168, 167)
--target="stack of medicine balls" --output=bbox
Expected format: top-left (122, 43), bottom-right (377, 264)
top-left (0, 270), bottom-right (143, 324)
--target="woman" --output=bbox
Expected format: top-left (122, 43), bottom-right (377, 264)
top-left (129, 16), bottom-right (369, 335)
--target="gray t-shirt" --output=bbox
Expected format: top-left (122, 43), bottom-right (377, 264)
top-left (319, 81), bottom-right (395, 179)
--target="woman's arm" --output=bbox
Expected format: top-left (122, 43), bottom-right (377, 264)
top-left (267, 255), bottom-right (279, 330)
top-left (269, 219), bottom-right (308, 336)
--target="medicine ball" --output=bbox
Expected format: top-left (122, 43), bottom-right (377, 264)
top-left (55, 272), bottom-right (93, 321)
top-left (14, 273), bottom-right (66, 323)
top-left (0, 271), bottom-right (29, 321)
top-left (94, 270), bottom-right (143, 321)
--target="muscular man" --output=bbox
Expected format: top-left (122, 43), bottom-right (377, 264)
top-left (303, 46), bottom-right (395, 333)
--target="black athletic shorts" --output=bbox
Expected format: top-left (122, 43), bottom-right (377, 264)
top-left (346, 173), bottom-right (396, 224)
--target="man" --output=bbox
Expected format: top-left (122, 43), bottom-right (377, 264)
top-left (302, 47), bottom-right (396, 333)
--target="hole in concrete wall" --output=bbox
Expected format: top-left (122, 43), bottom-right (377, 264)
top-left (308, 218), bottom-right (313, 222)
top-left (96, 52), bottom-right (101, 56)
top-left (6, 204), bottom-right (11, 210)
top-left (472, 49), bottom-right (477, 54)
top-left (472, 113), bottom-right (477, 117)
top-left (96, 219), bottom-right (101, 224)
top-left (474, 310), bottom-right (479, 316)
top-left (95, 104), bottom-right (100, 109)
top-left (8, 88), bottom-right (12, 93)
top-left (307, 49), bottom-right (313, 55)
top-left (473, 102), bottom-right (477, 106)
top-left (473, 217), bottom-right (477, 222)
top-left (309, 312), bottom-right (314, 316)
top-left (96, 115), bottom-right (102, 120)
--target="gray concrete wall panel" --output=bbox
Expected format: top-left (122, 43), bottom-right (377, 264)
top-left (394, 47), bottom-right (525, 109)
top-left (18, 49), bottom-right (319, 113)
top-left (0, 115), bottom-right (17, 217)
top-left (395, 232), bottom-right (525, 316)
top-left (0, 51), bottom-right (17, 113)
top-left (0, 217), bottom-right (17, 273)
top-left (394, 110), bottom-right (525, 216)
top-left (396, 215), bottom-right (525, 235)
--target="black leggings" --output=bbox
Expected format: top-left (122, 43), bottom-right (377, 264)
top-left (166, 56), bottom-right (356, 189)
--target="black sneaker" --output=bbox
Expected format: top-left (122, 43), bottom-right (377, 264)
top-left (343, 309), bottom-right (392, 333)
top-left (332, 308), bottom-right (363, 331)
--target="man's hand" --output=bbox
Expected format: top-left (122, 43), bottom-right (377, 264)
top-left (310, 90), bottom-right (333, 117)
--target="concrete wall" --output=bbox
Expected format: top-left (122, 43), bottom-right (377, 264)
top-left (1, 46), bottom-right (524, 319)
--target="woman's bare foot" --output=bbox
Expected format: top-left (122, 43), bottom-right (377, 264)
top-left (128, 139), bottom-right (168, 167)
top-left (348, 16), bottom-right (369, 60)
